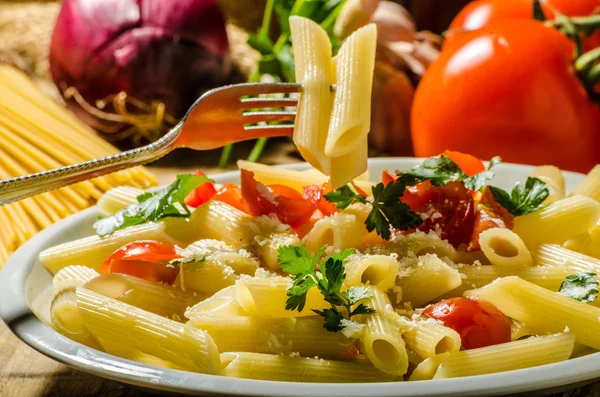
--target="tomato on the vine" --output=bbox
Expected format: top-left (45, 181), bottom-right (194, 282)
top-left (412, 20), bottom-right (600, 173)
top-left (100, 240), bottom-right (181, 284)
top-left (424, 297), bottom-right (512, 349)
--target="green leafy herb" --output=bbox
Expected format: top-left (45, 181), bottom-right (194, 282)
top-left (324, 181), bottom-right (423, 240)
top-left (278, 245), bottom-right (375, 332)
top-left (93, 174), bottom-right (212, 236)
top-left (488, 177), bottom-right (549, 216)
top-left (169, 254), bottom-right (206, 266)
top-left (396, 155), bottom-right (502, 192)
top-left (559, 272), bottom-right (598, 303)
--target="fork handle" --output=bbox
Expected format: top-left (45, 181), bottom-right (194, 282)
top-left (0, 126), bottom-right (180, 207)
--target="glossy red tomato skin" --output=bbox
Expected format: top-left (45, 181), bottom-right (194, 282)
top-left (101, 240), bottom-right (181, 284)
top-left (240, 169), bottom-right (322, 228)
top-left (442, 150), bottom-right (485, 176)
top-left (424, 297), bottom-right (512, 349)
top-left (184, 171), bottom-right (217, 208)
top-left (213, 183), bottom-right (248, 213)
top-left (468, 186), bottom-right (514, 251)
top-left (412, 20), bottom-right (600, 173)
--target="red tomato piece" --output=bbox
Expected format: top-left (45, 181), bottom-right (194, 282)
top-left (442, 150), bottom-right (485, 176)
top-left (184, 171), bottom-right (217, 208)
top-left (423, 297), bottom-right (512, 349)
top-left (318, 181), bottom-right (339, 217)
top-left (240, 169), bottom-right (322, 228)
top-left (213, 183), bottom-right (249, 213)
top-left (468, 187), bottom-right (515, 251)
top-left (100, 240), bottom-right (181, 284)
top-left (381, 170), bottom-right (397, 186)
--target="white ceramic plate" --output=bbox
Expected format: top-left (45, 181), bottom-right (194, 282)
top-left (1, 158), bottom-right (599, 397)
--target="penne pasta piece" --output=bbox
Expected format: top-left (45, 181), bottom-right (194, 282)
top-left (562, 220), bottom-right (600, 259)
top-left (409, 353), bottom-right (450, 381)
top-left (235, 276), bottom-right (328, 317)
top-left (360, 287), bottom-right (409, 377)
top-left (84, 273), bottom-right (202, 321)
top-left (248, 216), bottom-right (301, 270)
top-left (344, 254), bottom-right (399, 292)
top-left (303, 204), bottom-right (373, 253)
top-left (53, 265), bottom-right (100, 289)
top-left (185, 286), bottom-right (246, 318)
top-left (535, 244), bottom-right (600, 273)
top-left (529, 165), bottom-right (565, 203)
top-left (510, 320), bottom-right (538, 341)
top-left (328, 138), bottom-right (370, 189)
top-left (402, 321), bottom-right (462, 359)
top-left (290, 16), bottom-right (335, 174)
top-left (189, 316), bottom-right (354, 359)
top-left (220, 352), bottom-right (394, 382)
top-left (40, 222), bottom-right (178, 274)
top-left (433, 333), bottom-right (575, 379)
top-left (76, 288), bottom-right (221, 374)
top-left (326, 24), bottom-right (377, 158)
top-left (570, 164), bottom-right (600, 202)
top-left (96, 186), bottom-right (144, 216)
top-left (396, 254), bottom-right (462, 307)
top-left (382, 231), bottom-right (457, 261)
top-left (513, 195), bottom-right (600, 249)
top-left (478, 228), bottom-right (533, 267)
top-left (180, 239), bottom-right (259, 275)
top-left (176, 257), bottom-right (239, 296)
top-left (466, 277), bottom-right (600, 349)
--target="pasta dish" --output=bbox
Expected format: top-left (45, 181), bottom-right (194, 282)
top-left (38, 16), bottom-right (600, 383)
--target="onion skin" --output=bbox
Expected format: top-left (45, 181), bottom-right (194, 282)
top-left (50, 0), bottom-right (230, 137)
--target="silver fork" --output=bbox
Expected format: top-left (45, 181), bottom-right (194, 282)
top-left (0, 82), bottom-right (301, 206)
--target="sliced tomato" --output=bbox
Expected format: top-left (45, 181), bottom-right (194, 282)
top-left (240, 169), bottom-right (322, 228)
top-left (100, 240), bottom-right (181, 284)
top-left (409, 181), bottom-right (475, 248)
top-left (184, 171), bottom-right (217, 207)
top-left (423, 297), bottom-right (511, 349)
top-left (443, 150), bottom-right (485, 176)
top-left (318, 181), bottom-right (339, 217)
top-left (268, 184), bottom-right (303, 199)
top-left (382, 170), bottom-right (397, 186)
top-left (468, 187), bottom-right (514, 251)
top-left (296, 209), bottom-right (326, 239)
top-left (213, 183), bottom-right (249, 213)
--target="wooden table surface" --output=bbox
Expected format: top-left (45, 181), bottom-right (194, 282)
top-left (1, 142), bottom-right (600, 397)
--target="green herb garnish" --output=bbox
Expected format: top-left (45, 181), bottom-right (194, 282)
top-left (488, 177), bottom-right (549, 216)
top-left (324, 181), bottom-right (422, 240)
top-left (559, 272), bottom-right (598, 303)
top-left (278, 245), bottom-right (375, 332)
top-left (93, 174), bottom-right (212, 236)
top-left (169, 254), bottom-right (206, 266)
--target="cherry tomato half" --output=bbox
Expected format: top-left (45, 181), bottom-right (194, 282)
top-left (184, 171), bottom-right (217, 208)
top-left (442, 150), bottom-right (485, 176)
top-left (468, 187), bottom-right (514, 251)
top-left (424, 297), bottom-right (512, 349)
top-left (100, 240), bottom-right (181, 284)
top-left (240, 169), bottom-right (322, 228)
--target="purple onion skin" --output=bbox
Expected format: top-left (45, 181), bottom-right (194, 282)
top-left (50, 0), bottom-right (230, 134)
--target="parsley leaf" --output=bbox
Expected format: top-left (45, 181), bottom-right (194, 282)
top-left (278, 245), bottom-right (375, 333)
top-left (169, 254), bottom-right (206, 266)
top-left (488, 177), bottom-right (549, 216)
top-left (93, 174), bottom-right (212, 236)
top-left (324, 181), bottom-right (422, 240)
top-left (559, 272), bottom-right (599, 303)
top-left (488, 156), bottom-right (503, 170)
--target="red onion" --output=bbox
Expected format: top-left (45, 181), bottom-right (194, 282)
top-left (50, 0), bottom-right (230, 144)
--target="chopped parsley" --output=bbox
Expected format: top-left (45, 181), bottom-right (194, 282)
top-left (559, 272), bottom-right (598, 303)
top-left (488, 177), bottom-right (549, 216)
top-left (278, 245), bottom-right (375, 333)
top-left (94, 174), bottom-right (212, 236)
top-left (324, 181), bottom-right (422, 240)
top-left (169, 254), bottom-right (206, 266)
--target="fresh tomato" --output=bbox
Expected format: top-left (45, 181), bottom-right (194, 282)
top-left (409, 181), bottom-right (475, 247)
top-left (240, 169), bottom-right (322, 228)
top-left (100, 241), bottom-right (181, 284)
top-left (318, 181), bottom-right (340, 217)
top-left (213, 183), bottom-right (248, 213)
top-left (381, 170), bottom-right (397, 186)
top-left (442, 150), bottom-right (485, 176)
top-left (424, 297), bottom-right (512, 349)
top-left (412, 20), bottom-right (600, 173)
top-left (468, 187), bottom-right (514, 251)
top-left (448, 0), bottom-right (600, 50)
top-left (184, 171), bottom-right (217, 208)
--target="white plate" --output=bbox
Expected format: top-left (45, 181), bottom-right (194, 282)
top-left (1, 158), bottom-right (598, 397)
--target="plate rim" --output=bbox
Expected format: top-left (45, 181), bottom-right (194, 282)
top-left (1, 157), bottom-right (598, 397)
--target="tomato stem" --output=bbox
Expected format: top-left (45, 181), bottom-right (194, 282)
top-left (575, 47), bottom-right (600, 73)
top-left (575, 48), bottom-right (600, 106)
top-left (532, 0), bottom-right (546, 22)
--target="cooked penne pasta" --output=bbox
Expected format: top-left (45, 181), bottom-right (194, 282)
top-left (396, 254), bottom-right (462, 307)
top-left (535, 244), bottom-right (600, 273)
top-left (529, 165), bottom-right (565, 203)
top-left (96, 186), bottom-right (144, 216)
top-left (466, 277), bottom-right (600, 349)
top-left (76, 288), bottom-right (221, 374)
top-left (190, 316), bottom-right (354, 359)
top-left (562, 220), bottom-right (600, 259)
top-left (510, 320), bottom-right (538, 341)
top-left (185, 201), bottom-right (255, 247)
top-left (177, 257), bottom-right (239, 295)
top-left (570, 164), bottom-right (600, 202)
top-left (53, 265), bottom-right (100, 289)
top-left (402, 320), bottom-right (462, 359)
top-left (185, 286), bottom-right (246, 318)
top-left (344, 253), bottom-right (399, 292)
top-left (433, 333), bottom-right (575, 379)
top-left (409, 353), bottom-right (450, 381)
top-left (478, 228), bottom-right (533, 267)
top-left (248, 216), bottom-right (301, 269)
top-left (513, 195), bottom-right (600, 249)
top-left (40, 222), bottom-right (177, 274)
top-left (221, 352), bottom-right (394, 382)
top-left (382, 231), bottom-right (457, 261)
top-left (180, 239), bottom-right (259, 275)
